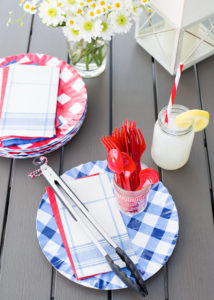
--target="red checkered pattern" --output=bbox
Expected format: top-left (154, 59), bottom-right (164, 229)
top-left (0, 53), bottom-right (87, 157)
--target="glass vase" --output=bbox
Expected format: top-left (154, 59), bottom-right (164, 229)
top-left (67, 38), bottom-right (109, 78)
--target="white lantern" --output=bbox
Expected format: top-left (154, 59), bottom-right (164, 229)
top-left (135, 0), bottom-right (214, 75)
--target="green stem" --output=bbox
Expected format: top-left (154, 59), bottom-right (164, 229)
top-left (72, 54), bottom-right (85, 65)
top-left (91, 50), bottom-right (100, 66)
top-left (85, 43), bottom-right (91, 71)
top-left (70, 39), bottom-right (106, 70)
top-left (98, 45), bottom-right (105, 66)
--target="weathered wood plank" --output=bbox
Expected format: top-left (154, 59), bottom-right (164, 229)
top-left (30, 15), bottom-right (68, 60)
top-left (0, 159), bottom-right (11, 237)
top-left (0, 0), bottom-right (31, 57)
top-left (0, 0), bottom-right (32, 250)
top-left (54, 37), bottom-right (110, 300)
top-left (197, 56), bottom-right (214, 191)
top-left (155, 62), bottom-right (214, 300)
top-left (0, 13), bottom-right (67, 300)
top-left (112, 29), bottom-right (165, 300)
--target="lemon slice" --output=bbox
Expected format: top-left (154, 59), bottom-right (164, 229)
top-left (175, 109), bottom-right (209, 132)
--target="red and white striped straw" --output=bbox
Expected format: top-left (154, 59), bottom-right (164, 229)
top-left (164, 63), bottom-right (184, 123)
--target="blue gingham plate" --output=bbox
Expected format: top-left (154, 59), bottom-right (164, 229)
top-left (36, 160), bottom-right (179, 290)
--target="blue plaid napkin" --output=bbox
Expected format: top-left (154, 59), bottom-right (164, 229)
top-left (0, 64), bottom-right (59, 137)
top-left (47, 173), bottom-right (138, 279)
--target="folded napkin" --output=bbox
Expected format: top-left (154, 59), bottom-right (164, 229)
top-left (1, 116), bottom-right (61, 147)
top-left (0, 64), bottom-right (59, 137)
top-left (46, 173), bottom-right (138, 280)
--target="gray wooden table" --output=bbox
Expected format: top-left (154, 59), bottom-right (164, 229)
top-left (1, 2), bottom-right (214, 300)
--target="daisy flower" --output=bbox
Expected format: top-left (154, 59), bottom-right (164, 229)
top-left (109, 10), bottom-right (132, 34)
top-left (79, 1), bottom-right (87, 8)
top-left (112, 0), bottom-right (123, 10)
top-left (99, 0), bottom-right (106, 6)
top-left (106, 3), bottom-right (112, 12)
top-left (13, 0), bottom-right (136, 42)
top-left (112, 0), bottom-right (133, 13)
top-left (63, 26), bottom-right (81, 41)
top-left (66, 14), bottom-right (78, 28)
top-left (61, 0), bottom-right (80, 13)
top-left (99, 16), bottom-right (113, 40)
top-left (89, 1), bottom-right (97, 9)
top-left (23, 1), bottom-right (31, 12)
top-left (87, 9), bottom-right (96, 18)
top-left (140, 0), bottom-right (149, 5)
top-left (39, 0), bottom-right (65, 26)
top-left (79, 17), bottom-right (102, 42)
top-left (94, 6), bottom-right (104, 17)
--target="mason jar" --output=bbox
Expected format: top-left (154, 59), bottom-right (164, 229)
top-left (113, 176), bottom-right (151, 215)
top-left (151, 104), bottom-right (195, 170)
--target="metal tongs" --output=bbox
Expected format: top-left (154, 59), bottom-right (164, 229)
top-left (33, 157), bottom-right (148, 297)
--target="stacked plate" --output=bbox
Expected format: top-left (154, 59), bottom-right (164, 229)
top-left (0, 53), bottom-right (87, 158)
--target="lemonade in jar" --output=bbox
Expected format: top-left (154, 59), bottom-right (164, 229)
top-left (151, 105), bottom-right (209, 170)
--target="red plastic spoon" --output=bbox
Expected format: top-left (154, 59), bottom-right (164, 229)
top-left (107, 149), bottom-right (124, 188)
top-left (136, 168), bottom-right (159, 191)
top-left (121, 151), bottom-right (136, 191)
top-left (107, 149), bottom-right (136, 190)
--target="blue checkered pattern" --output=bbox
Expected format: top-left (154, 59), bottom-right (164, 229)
top-left (36, 160), bottom-right (179, 290)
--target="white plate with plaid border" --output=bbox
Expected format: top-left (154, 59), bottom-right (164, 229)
top-left (36, 160), bottom-right (179, 290)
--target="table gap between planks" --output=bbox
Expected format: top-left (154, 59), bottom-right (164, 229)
top-left (0, 2), bottom-right (214, 299)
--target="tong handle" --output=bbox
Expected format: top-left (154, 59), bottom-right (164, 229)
top-left (106, 247), bottom-right (148, 297)
top-left (116, 247), bottom-right (148, 295)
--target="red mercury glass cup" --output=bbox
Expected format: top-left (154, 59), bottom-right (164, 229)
top-left (113, 176), bottom-right (151, 215)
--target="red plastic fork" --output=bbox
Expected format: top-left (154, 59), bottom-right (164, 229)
top-left (132, 127), bottom-right (146, 172)
top-left (100, 136), bottom-right (120, 152)
top-left (111, 127), bottom-right (125, 152)
top-left (121, 123), bottom-right (130, 155)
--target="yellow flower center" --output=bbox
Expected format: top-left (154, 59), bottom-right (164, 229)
top-left (103, 7), bottom-right (106, 12)
top-left (91, 3), bottom-right (96, 8)
top-left (71, 28), bottom-right (79, 35)
top-left (30, 7), bottom-right (35, 11)
top-left (101, 21), bottom-right (108, 32)
top-left (77, 8), bottom-right (82, 14)
top-left (25, 4), bottom-right (30, 9)
top-left (96, 9), bottom-right (101, 14)
top-left (107, 5), bottom-right (111, 9)
top-left (83, 21), bottom-right (93, 31)
top-left (116, 14), bottom-right (127, 26)
top-left (80, 2), bottom-right (84, 6)
top-left (67, 0), bottom-right (76, 4)
top-left (69, 19), bottom-right (74, 25)
top-left (100, 0), bottom-right (105, 5)
top-left (47, 8), bottom-right (57, 17)
top-left (90, 11), bottom-right (94, 16)
top-left (115, 3), bottom-right (120, 8)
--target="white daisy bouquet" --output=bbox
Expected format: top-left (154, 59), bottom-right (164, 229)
top-left (9, 0), bottom-right (150, 76)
